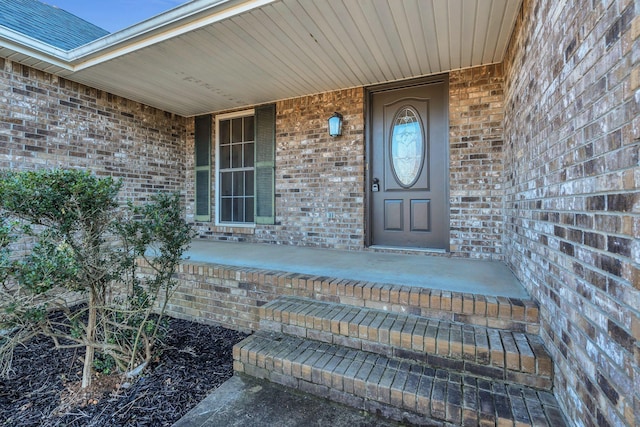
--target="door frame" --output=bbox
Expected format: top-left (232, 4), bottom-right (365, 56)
top-left (364, 74), bottom-right (450, 250)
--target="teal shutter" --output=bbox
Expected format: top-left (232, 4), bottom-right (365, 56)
top-left (194, 115), bottom-right (211, 221)
top-left (254, 104), bottom-right (276, 224)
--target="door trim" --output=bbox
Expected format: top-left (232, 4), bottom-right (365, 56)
top-left (364, 74), bottom-right (450, 250)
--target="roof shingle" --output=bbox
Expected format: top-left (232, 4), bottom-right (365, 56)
top-left (0, 0), bottom-right (109, 50)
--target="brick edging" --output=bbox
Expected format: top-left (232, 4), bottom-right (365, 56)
top-left (138, 259), bottom-right (540, 334)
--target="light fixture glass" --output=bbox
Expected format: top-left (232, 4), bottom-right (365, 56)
top-left (328, 112), bottom-right (343, 137)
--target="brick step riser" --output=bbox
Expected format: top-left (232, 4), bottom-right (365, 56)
top-left (233, 333), bottom-right (566, 427)
top-left (260, 298), bottom-right (553, 390)
top-left (166, 262), bottom-right (540, 333)
top-left (299, 281), bottom-right (539, 334)
top-left (262, 319), bottom-right (551, 391)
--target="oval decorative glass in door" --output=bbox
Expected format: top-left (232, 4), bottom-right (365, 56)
top-left (390, 106), bottom-right (424, 187)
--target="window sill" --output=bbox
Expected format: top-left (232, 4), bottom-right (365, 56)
top-left (210, 225), bottom-right (255, 235)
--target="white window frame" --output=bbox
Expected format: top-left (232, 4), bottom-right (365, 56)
top-left (215, 108), bottom-right (255, 227)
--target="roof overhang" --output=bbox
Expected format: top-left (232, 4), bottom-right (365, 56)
top-left (0, 0), bottom-right (522, 117)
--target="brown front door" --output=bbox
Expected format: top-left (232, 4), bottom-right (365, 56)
top-left (369, 78), bottom-right (449, 249)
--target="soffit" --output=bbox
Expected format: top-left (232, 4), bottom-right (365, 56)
top-left (0, 0), bottom-right (522, 116)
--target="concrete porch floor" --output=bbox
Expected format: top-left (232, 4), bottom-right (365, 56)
top-left (184, 240), bottom-right (529, 299)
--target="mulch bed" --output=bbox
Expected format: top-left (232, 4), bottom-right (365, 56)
top-left (0, 318), bottom-right (248, 426)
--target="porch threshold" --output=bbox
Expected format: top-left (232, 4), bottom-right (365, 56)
top-left (368, 245), bottom-right (448, 254)
top-left (184, 240), bottom-right (529, 299)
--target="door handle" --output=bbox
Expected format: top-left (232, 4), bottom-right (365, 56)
top-left (372, 178), bottom-right (380, 192)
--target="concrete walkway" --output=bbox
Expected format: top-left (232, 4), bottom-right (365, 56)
top-left (172, 375), bottom-right (403, 427)
top-left (185, 240), bottom-right (529, 298)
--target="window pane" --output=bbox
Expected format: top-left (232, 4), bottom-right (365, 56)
top-left (244, 116), bottom-right (254, 142)
top-left (245, 198), bottom-right (254, 223)
top-left (233, 171), bottom-right (244, 196)
top-left (391, 107), bottom-right (423, 188)
top-left (232, 144), bottom-right (242, 168)
top-left (219, 120), bottom-right (230, 145)
top-left (245, 170), bottom-right (254, 196)
top-left (232, 198), bottom-right (244, 222)
top-left (220, 172), bottom-right (232, 196)
top-left (232, 118), bottom-right (243, 143)
top-left (221, 198), bottom-right (232, 222)
top-left (220, 145), bottom-right (230, 169)
top-left (244, 142), bottom-right (255, 167)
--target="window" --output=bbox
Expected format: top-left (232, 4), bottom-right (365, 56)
top-left (390, 106), bottom-right (424, 188)
top-left (212, 105), bottom-right (275, 226)
top-left (216, 111), bottom-right (255, 225)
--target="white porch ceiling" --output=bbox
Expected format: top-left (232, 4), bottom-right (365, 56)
top-left (0, 0), bottom-right (522, 117)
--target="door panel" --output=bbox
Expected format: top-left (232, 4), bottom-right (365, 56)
top-left (384, 199), bottom-right (403, 231)
top-left (410, 199), bottom-right (431, 232)
top-left (370, 80), bottom-right (448, 249)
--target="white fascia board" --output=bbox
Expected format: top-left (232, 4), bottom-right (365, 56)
top-left (0, 26), bottom-right (74, 71)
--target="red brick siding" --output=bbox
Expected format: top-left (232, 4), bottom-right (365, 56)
top-left (269, 89), bottom-right (366, 250)
top-left (449, 65), bottom-right (505, 259)
top-left (503, 1), bottom-right (639, 426)
top-left (0, 58), bottom-right (188, 201)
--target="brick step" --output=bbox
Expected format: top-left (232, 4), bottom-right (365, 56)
top-left (291, 275), bottom-right (541, 334)
top-left (259, 296), bottom-right (553, 390)
top-left (233, 332), bottom-right (567, 427)
top-left (166, 260), bottom-right (540, 333)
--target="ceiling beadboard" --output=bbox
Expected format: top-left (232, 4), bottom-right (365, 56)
top-left (3, 0), bottom-right (522, 116)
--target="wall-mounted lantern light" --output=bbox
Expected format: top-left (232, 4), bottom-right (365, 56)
top-left (328, 112), bottom-right (343, 137)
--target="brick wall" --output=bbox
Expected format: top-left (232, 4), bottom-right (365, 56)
top-left (0, 58), bottom-right (188, 200)
top-left (268, 89), bottom-right (366, 249)
top-left (449, 65), bottom-right (505, 259)
top-left (503, 1), bottom-right (639, 426)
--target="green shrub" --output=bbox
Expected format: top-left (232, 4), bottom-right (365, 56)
top-left (0, 169), bottom-right (194, 388)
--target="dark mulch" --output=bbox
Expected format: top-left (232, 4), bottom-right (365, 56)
top-left (0, 318), bottom-right (248, 426)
